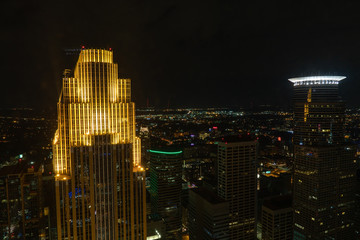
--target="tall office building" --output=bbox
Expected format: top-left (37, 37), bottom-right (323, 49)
top-left (0, 163), bottom-right (44, 239)
top-left (289, 76), bottom-right (356, 239)
top-left (355, 166), bottom-right (360, 237)
top-left (188, 187), bottom-right (229, 240)
top-left (261, 195), bottom-right (293, 240)
top-left (53, 49), bottom-right (146, 239)
top-left (149, 149), bottom-right (182, 239)
top-left (217, 136), bottom-right (257, 240)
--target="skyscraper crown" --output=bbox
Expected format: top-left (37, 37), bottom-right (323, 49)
top-left (53, 48), bottom-right (140, 178)
top-left (78, 48), bottom-right (113, 63)
top-left (288, 76), bottom-right (346, 86)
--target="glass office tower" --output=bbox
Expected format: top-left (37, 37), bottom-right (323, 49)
top-left (0, 164), bottom-right (44, 239)
top-left (149, 149), bottom-right (182, 240)
top-left (217, 137), bottom-right (257, 240)
top-left (290, 76), bottom-right (356, 239)
top-left (53, 49), bottom-right (146, 239)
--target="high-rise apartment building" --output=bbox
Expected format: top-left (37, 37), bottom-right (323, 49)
top-left (188, 187), bottom-right (229, 240)
top-left (0, 163), bottom-right (44, 239)
top-left (261, 195), bottom-right (293, 240)
top-left (290, 76), bottom-right (356, 239)
top-left (217, 136), bottom-right (257, 240)
top-left (149, 149), bottom-right (182, 239)
top-left (53, 49), bottom-right (146, 239)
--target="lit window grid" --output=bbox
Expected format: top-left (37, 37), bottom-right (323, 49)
top-left (217, 141), bottom-right (257, 240)
top-left (291, 76), bottom-right (357, 239)
top-left (53, 49), bottom-right (146, 239)
top-left (53, 49), bottom-right (141, 178)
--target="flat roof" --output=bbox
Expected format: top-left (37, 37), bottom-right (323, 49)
top-left (289, 76), bottom-right (346, 84)
top-left (0, 163), bottom-right (40, 176)
top-left (263, 195), bottom-right (292, 210)
top-left (217, 134), bottom-right (256, 143)
top-left (191, 187), bottom-right (227, 205)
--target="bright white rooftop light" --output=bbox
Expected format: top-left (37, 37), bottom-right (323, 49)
top-left (288, 76), bottom-right (346, 86)
top-left (289, 76), bottom-right (346, 82)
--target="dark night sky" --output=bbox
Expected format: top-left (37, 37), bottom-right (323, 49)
top-left (2, 0), bottom-right (360, 111)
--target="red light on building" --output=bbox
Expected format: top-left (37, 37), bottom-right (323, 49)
top-left (81, 45), bottom-right (85, 49)
top-left (213, 126), bottom-right (218, 130)
top-left (278, 136), bottom-right (282, 141)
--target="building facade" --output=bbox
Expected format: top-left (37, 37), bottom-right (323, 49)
top-left (149, 149), bottom-right (182, 239)
top-left (261, 195), bottom-right (293, 240)
top-left (188, 187), bottom-right (229, 240)
top-left (355, 165), bottom-right (360, 238)
top-left (0, 164), bottom-right (44, 239)
top-left (53, 49), bottom-right (146, 239)
top-left (290, 76), bottom-right (357, 239)
top-left (217, 137), bottom-right (257, 240)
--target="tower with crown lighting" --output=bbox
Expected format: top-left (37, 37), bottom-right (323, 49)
top-left (53, 48), bottom-right (146, 239)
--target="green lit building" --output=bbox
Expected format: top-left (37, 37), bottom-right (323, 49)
top-left (149, 149), bottom-right (182, 240)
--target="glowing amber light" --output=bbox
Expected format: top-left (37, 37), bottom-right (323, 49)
top-left (53, 49), bottom-right (146, 239)
top-left (53, 49), bottom-right (142, 179)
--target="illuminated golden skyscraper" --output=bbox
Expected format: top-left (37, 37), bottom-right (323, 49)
top-left (53, 49), bottom-right (146, 239)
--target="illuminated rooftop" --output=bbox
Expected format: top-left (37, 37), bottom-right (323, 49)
top-left (148, 149), bottom-right (183, 155)
top-left (288, 76), bottom-right (346, 86)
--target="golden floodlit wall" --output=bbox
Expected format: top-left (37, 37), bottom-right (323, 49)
top-left (53, 49), bottom-right (146, 240)
top-left (53, 49), bottom-right (141, 178)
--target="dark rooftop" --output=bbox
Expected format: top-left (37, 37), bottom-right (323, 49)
top-left (0, 162), bottom-right (41, 177)
top-left (217, 134), bottom-right (256, 143)
top-left (0, 164), bottom-right (24, 176)
top-left (191, 187), bottom-right (227, 205)
top-left (263, 195), bottom-right (292, 211)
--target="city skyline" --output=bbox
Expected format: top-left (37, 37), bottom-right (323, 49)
top-left (0, 68), bottom-right (359, 239)
top-left (1, 2), bottom-right (360, 239)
